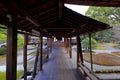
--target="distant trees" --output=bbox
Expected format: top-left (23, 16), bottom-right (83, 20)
top-left (85, 7), bottom-right (120, 42)
top-left (82, 37), bottom-right (98, 51)
top-left (86, 7), bottom-right (120, 24)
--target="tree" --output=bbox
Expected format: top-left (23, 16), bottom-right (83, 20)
top-left (86, 7), bottom-right (120, 24)
top-left (82, 37), bottom-right (98, 51)
top-left (85, 7), bottom-right (120, 42)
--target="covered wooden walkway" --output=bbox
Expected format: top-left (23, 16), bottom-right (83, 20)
top-left (34, 41), bottom-right (85, 80)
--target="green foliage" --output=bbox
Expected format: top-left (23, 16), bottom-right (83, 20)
top-left (0, 28), bottom-right (6, 35)
top-left (82, 37), bottom-right (98, 50)
top-left (0, 71), bottom-right (5, 80)
top-left (17, 34), bottom-right (24, 48)
top-left (95, 70), bottom-right (120, 73)
top-left (0, 71), bottom-right (23, 80)
top-left (0, 33), bottom-right (6, 43)
top-left (0, 47), bottom-right (7, 55)
top-left (86, 7), bottom-right (120, 24)
top-left (85, 7), bottom-right (119, 42)
top-left (93, 45), bottom-right (108, 50)
top-left (92, 29), bottom-right (114, 42)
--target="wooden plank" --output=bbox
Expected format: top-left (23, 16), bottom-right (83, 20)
top-left (40, 34), bottom-right (43, 70)
top-left (23, 34), bottom-right (28, 80)
top-left (34, 42), bottom-right (85, 80)
top-left (78, 63), bottom-right (99, 80)
top-left (6, 22), bottom-right (17, 80)
top-left (0, 0), bottom-right (49, 33)
top-left (64, 0), bottom-right (120, 7)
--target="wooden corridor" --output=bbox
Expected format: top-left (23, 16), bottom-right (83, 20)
top-left (34, 42), bottom-right (86, 80)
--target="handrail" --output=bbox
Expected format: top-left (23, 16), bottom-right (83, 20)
top-left (78, 63), bottom-right (99, 80)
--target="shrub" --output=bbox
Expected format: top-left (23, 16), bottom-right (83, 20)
top-left (17, 34), bottom-right (24, 48)
top-left (82, 37), bottom-right (98, 51)
top-left (0, 47), bottom-right (7, 55)
top-left (0, 33), bottom-right (6, 43)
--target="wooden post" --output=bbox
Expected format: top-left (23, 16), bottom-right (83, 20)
top-left (64, 38), bottom-right (66, 48)
top-left (49, 38), bottom-right (52, 53)
top-left (79, 37), bottom-right (83, 63)
top-left (69, 37), bottom-right (72, 58)
top-left (23, 34), bottom-right (28, 80)
top-left (32, 47), bottom-right (39, 79)
top-left (6, 22), bottom-right (17, 80)
top-left (64, 38), bottom-right (67, 51)
top-left (67, 38), bottom-right (69, 53)
top-left (76, 33), bottom-right (80, 68)
top-left (40, 34), bottom-right (43, 71)
top-left (46, 37), bottom-right (49, 59)
top-left (89, 33), bottom-right (93, 71)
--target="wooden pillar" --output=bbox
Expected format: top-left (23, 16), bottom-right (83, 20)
top-left (40, 34), bottom-right (43, 71)
top-left (32, 47), bottom-right (39, 79)
top-left (64, 38), bottom-right (66, 48)
top-left (67, 38), bottom-right (69, 54)
top-left (23, 34), bottom-right (28, 80)
top-left (46, 37), bottom-right (49, 59)
top-left (69, 37), bottom-right (72, 58)
top-left (6, 22), bottom-right (17, 80)
top-left (64, 38), bottom-right (67, 51)
top-left (76, 33), bottom-right (80, 68)
top-left (49, 38), bottom-right (52, 53)
top-left (89, 33), bottom-right (93, 71)
top-left (79, 37), bottom-right (83, 63)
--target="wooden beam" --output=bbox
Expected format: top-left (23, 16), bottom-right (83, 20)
top-left (89, 33), bottom-right (93, 71)
top-left (23, 34), bottom-right (28, 80)
top-left (0, 0), bottom-right (47, 32)
top-left (58, 0), bottom-right (64, 21)
top-left (76, 32), bottom-right (80, 68)
top-left (64, 0), bottom-right (120, 7)
top-left (6, 22), bottom-right (17, 80)
top-left (40, 34), bottom-right (43, 71)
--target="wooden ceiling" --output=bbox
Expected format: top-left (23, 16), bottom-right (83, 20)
top-left (0, 0), bottom-right (119, 37)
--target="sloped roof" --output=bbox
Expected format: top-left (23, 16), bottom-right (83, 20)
top-left (0, 0), bottom-right (115, 37)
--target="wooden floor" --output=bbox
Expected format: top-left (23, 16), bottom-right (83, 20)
top-left (34, 42), bottom-right (85, 80)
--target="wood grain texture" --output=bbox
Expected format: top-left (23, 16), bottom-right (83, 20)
top-left (34, 41), bottom-right (85, 80)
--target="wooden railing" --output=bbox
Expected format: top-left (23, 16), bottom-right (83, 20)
top-left (78, 63), bottom-right (99, 80)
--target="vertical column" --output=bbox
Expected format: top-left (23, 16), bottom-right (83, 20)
top-left (69, 37), bottom-right (72, 58)
top-left (46, 37), bottom-right (49, 59)
top-left (64, 38), bottom-right (67, 51)
top-left (40, 34), bottom-right (43, 71)
top-left (6, 22), bottom-right (17, 80)
top-left (23, 34), bottom-right (28, 80)
top-left (6, 24), bottom-right (17, 80)
top-left (67, 38), bottom-right (69, 54)
top-left (76, 32), bottom-right (80, 68)
top-left (79, 37), bottom-right (83, 63)
top-left (64, 38), bottom-right (66, 48)
top-left (89, 33), bottom-right (93, 71)
top-left (32, 47), bottom-right (39, 79)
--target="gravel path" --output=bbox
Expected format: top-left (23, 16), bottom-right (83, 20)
top-left (72, 45), bottom-right (120, 79)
